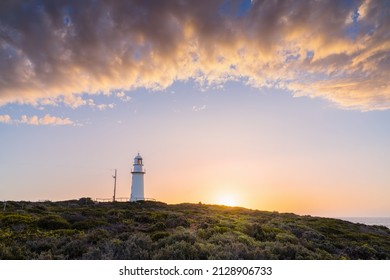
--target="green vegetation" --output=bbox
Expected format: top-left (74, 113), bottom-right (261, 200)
top-left (0, 199), bottom-right (389, 260)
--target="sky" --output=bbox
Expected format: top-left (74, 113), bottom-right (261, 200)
top-left (1, 0), bottom-right (389, 217)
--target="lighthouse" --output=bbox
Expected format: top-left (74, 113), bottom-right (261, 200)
top-left (130, 153), bottom-right (145, 202)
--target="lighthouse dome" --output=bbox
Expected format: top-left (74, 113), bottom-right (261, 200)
top-left (134, 153), bottom-right (143, 165)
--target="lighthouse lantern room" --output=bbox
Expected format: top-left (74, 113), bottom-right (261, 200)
top-left (130, 153), bottom-right (145, 202)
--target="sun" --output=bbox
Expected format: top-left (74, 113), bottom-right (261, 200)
top-left (217, 195), bottom-right (238, 207)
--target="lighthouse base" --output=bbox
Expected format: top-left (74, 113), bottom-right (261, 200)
top-left (130, 172), bottom-right (145, 202)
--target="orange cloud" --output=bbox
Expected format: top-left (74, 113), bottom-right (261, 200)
top-left (0, 114), bottom-right (11, 124)
top-left (16, 114), bottom-right (73, 126)
top-left (0, 0), bottom-right (389, 110)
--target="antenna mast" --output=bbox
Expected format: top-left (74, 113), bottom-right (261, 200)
top-left (112, 169), bottom-right (117, 202)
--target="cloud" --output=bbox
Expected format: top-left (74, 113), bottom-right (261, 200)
top-left (96, 103), bottom-right (115, 111)
top-left (0, 114), bottom-right (11, 124)
top-left (30, 94), bottom-right (115, 110)
top-left (192, 105), bottom-right (206, 112)
top-left (62, 95), bottom-right (94, 109)
top-left (0, 0), bottom-right (389, 110)
top-left (20, 115), bottom-right (39, 125)
top-left (1, 114), bottom-right (74, 126)
top-left (116, 91), bottom-right (132, 102)
top-left (38, 114), bottom-right (73, 125)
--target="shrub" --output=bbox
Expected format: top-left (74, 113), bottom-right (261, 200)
top-left (26, 204), bottom-right (47, 214)
top-left (151, 231), bottom-right (170, 242)
top-left (276, 232), bottom-right (299, 244)
top-left (160, 229), bottom-right (197, 246)
top-left (269, 242), bottom-right (298, 259)
top-left (111, 233), bottom-right (152, 259)
top-left (150, 222), bottom-right (167, 231)
top-left (0, 243), bottom-right (13, 259)
top-left (25, 238), bottom-right (55, 254)
top-left (244, 224), bottom-right (280, 241)
top-left (214, 225), bottom-right (229, 234)
top-left (237, 233), bottom-right (256, 246)
top-left (134, 213), bottom-right (155, 223)
top-left (107, 209), bottom-right (125, 219)
top-left (72, 219), bottom-right (108, 230)
top-left (61, 239), bottom-right (88, 259)
top-left (165, 214), bottom-right (190, 228)
top-left (0, 241), bottom-right (26, 259)
top-left (87, 228), bottom-right (111, 244)
top-left (153, 240), bottom-right (200, 259)
top-left (1, 214), bottom-right (35, 226)
top-left (197, 228), bottom-right (215, 240)
top-left (301, 230), bottom-right (325, 242)
top-left (78, 197), bottom-right (94, 206)
top-left (37, 250), bottom-right (54, 260)
top-left (345, 244), bottom-right (378, 259)
top-left (36, 215), bottom-right (70, 230)
top-left (61, 213), bottom-right (86, 224)
top-left (82, 246), bottom-right (106, 260)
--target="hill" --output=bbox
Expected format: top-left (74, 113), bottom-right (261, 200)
top-left (0, 198), bottom-right (389, 260)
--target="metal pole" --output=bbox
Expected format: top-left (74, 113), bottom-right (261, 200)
top-left (3, 201), bottom-right (6, 211)
top-left (113, 169), bottom-right (117, 202)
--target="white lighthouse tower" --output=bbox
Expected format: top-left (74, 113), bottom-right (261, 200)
top-left (130, 153), bottom-right (145, 202)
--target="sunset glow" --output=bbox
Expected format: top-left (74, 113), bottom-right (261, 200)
top-left (217, 195), bottom-right (238, 207)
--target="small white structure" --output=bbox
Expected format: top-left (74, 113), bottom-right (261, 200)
top-left (130, 153), bottom-right (145, 202)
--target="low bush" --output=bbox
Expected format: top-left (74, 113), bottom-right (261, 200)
top-left (1, 200), bottom-right (389, 260)
top-left (165, 214), bottom-right (190, 228)
top-left (36, 215), bottom-right (70, 230)
top-left (112, 233), bottom-right (152, 259)
top-left (1, 213), bottom-right (35, 226)
top-left (72, 219), bottom-right (108, 230)
top-left (150, 231), bottom-right (170, 242)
